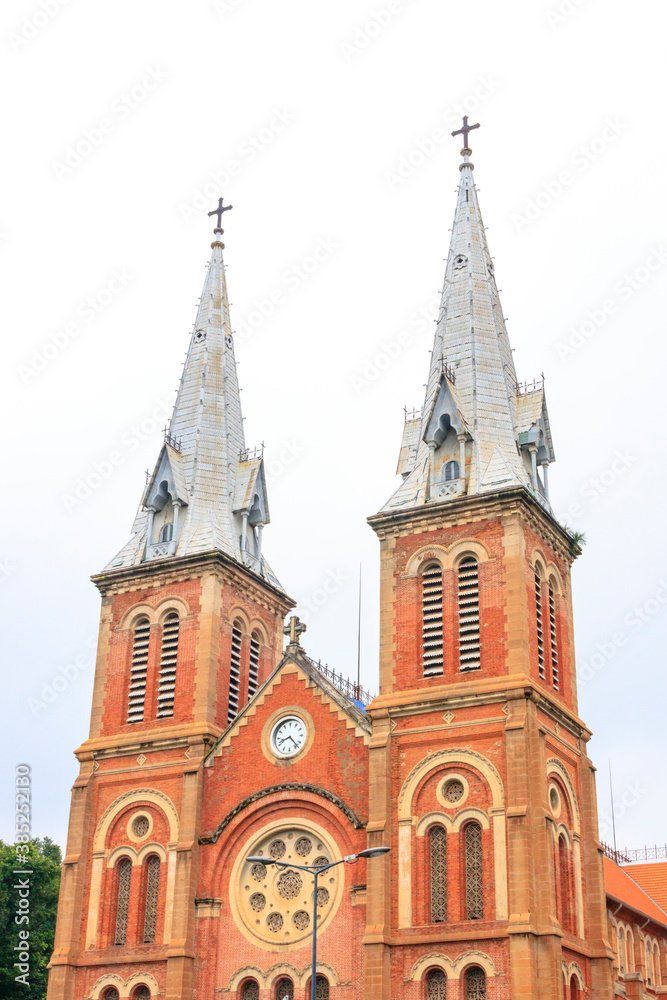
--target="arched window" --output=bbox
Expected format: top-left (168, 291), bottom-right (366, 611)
top-left (228, 619), bottom-right (243, 723)
top-left (127, 618), bottom-right (150, 723)
top-left (305, 976), bottom-right (329, 1000)
top-left (618, 927), bottom-right (626, 973)
top-left (558, 834), bottom-right (575, 934)
top-left (132, 988), bottom-right (151, 1000)
top-left (426, 967), bottom-right (448, 999)
top-left (568, 975), bottom-right (579, 1000)
top-left (535, 567), bottom-right (545, 679)
top-left (159, 522), bottom-right (173, 542)
top-left (548, 581), bottom-right (559, 689)
top-left (654, 943), bottom-right (661, 986)
top-left (429, 825), bottom-right (448, 922)
top-left (248, 630), bottom-right (261, 699)
top-left (422, 563), bottom-right (444, 676)
top-left (114, 858), bottom-right (132, 945)
top-left (464, 822), bottom-right (484, 920)
top-left (156, 613), bottom-right (179, 718)
top-left (444, 459), bottom-right (460, 481)
top-left (646, 941), bottom-right (654, 986)
top-left (142, 855), bottom-right (160, 943)
top-left (627, 929), bottom-right (635, 971)
top-left (458, 557), bottom-right (480, 670)
top-left (102, 989), bottom-right (120, 1000)
top-left (465, 967), bottom-right (486, 999)
top-left (241, 981), bottom-right (259, 1000)
top-left (274, 977), bottom-right (293, 1000)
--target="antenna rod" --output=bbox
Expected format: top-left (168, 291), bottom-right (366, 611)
top-left (357, 563), bottom-right (362, 694)
top-left (609, 761), bottom-right (618, 855)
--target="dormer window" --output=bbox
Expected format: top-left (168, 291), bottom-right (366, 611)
top-left (159, 523), bottom-right (173, 543)
top-left (444, 459), bottom-right (460, 481)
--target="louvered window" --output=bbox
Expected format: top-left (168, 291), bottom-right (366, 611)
top-left (127, 619), bottom-right (150, 723)
top-left (248, 631), bottom-right (260, 699)
top-left (114, 858), bottom-right (132, 945)
top-left (422, 563), bottom-right (444, 676)
top-left (465, 967), bottom-right (486, 1000)
top-left (549, 583), bottom-right (559, 690)
top-left (142, 855), bottom-right (160, 943)
top-left (465, 822), bottom-right (484, 920)
top-left (274, 977), bottom-right (294, 1000)
top-left (228, 621), bottom-right (242, 723)
top-left (156, 613), bottom-right (179, 718)
top-left (427, 969), bottom-right (448, 999)
top-left (458, 557), bottom-right (480, 670)
top-left (535, 570), bottom-right (545, 679)
top-left (429, 826), bottom-right (448, 922)
top-left (241, 982), bottom-right (259, 1000)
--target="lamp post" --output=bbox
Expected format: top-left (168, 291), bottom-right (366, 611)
top-left (246, 845), bottom-right (390, 1000)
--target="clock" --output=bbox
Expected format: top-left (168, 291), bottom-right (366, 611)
top-left (271, 715), bottom-right (307, 758)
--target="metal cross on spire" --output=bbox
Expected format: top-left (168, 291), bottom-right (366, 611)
top-left (451, 115), bottom-right (480, 152)
top-left (283, 615), bottom-right (307, 647)
top-left (208, 197), bottom-right (233, 232)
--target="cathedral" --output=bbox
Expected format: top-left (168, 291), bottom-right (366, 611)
top-left (47, 128), bottom-right (667, 1000)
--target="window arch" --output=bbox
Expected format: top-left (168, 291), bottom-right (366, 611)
top-left (444, 459), bottom-right (460, 481)
top-left (102, 989), bottom-right (120, 1000)
top-left (464, 822), bottom-right (484, 919)
top-left (429, 825), bottom-right (448, 922)
top-left (305, 976), bottom-right (329, 1000)
top-left (113, 857), bottom-right (132, 945)
top-left (127, 618), bottom-right (150, 723)
top-left (240, 981), bottom-right (259, 1000)
top-left (159, 522), bottom-right (173, 543)
top-left (248, 630), bottom-right (261, 699)
top-left (426, 967), bottom-right (448, 999)
top-left (534, 566), bottom-right (545, 679)
top-left (557, 834), bottom-right (575, 934)
top-left (458, 557), bottom-right (480, 670)
top-left (228, 619), bottom-right (243, 723)
top-left (156, 613), bottom-right (179, 718)
top-left (568, 974), bottom-right (579, 1000)
top-left (422, 563), bottom-right (444, 676)
top-left (274, 976), bottom-right (293, 1000)
top-left (465, 967), bottom-right (486, 999)
top-left (142, 854), bottom-right (161, 943)
top-left (548, 579), bottom-right (559, 689)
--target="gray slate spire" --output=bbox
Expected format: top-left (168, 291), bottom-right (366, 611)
top-left (105, 238), bottom-right (282, 590)
top-left (381, 144), bottom-right (554, 514)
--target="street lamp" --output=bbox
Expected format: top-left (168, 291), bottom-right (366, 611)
top-left (246, 846), bottom-right (390, 1000)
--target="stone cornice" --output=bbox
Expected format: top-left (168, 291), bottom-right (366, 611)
top-left (74, 721), bottom-right (224, 759)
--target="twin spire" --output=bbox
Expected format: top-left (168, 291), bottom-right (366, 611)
top-left (381, 121), bottom-right (554, 515)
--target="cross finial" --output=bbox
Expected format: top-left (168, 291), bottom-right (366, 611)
top-left (208, 197), bottom-right (233, 233)
top-left (451, 115), bottom-right (480, 153)
top-left (283, 615), bottom-right (307, 647)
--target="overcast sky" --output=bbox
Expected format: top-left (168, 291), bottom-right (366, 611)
top-left (1, 0), bottom-right (665, 853)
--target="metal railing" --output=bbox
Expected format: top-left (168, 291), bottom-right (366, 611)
top-left (310, 659), bottom-right (375, 706)
top-left (602, 842), bottom-right (667, 865)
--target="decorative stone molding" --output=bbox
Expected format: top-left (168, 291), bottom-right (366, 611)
top-left (406, 950), bottom-right (499, 981)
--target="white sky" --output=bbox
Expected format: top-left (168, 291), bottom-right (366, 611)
top-left (1, 0), bottom-right (665, 854)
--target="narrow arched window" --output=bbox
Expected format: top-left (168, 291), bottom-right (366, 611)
top-left (535, 568), bottom-right (545, 679)
top-left (444, 459), bottom-right (460, 481)
top-left (114, 858), bottom-right (132, 945)
top-left (646, 942), bottom-right (654, 986)
top-left (228, 619), bottom-right (243, 723)
top-left (132, 988), bottom-right (151, 1000)
top-left (127, 618), bottom-right (150, 723)
top-left (142, 855), bottom-right (160, 943)
top-left (427, 968), bottom-right (448, 999)
top-left (465, 967), bottom-right (486, 999)
top-left (156, 613), bottom-right (179, 718)
top-left (248, 630), bottom-right (261, 699)
top-left (618, 927), bottom-right (626, 973)
top-left (654, 944), bottom-right (661, 985)
top-left (548, 581), bottom-right (559, 689)
top-left (241, 981), bottom-right (259, 1000)
top-left (568, 975), bottom-right (579, 1000)
top-left (458, 557), bottom-right (480, 670)
top-left (429, 826), bottom-right (448, 922)
top-left (103, 989), bottom-right (120, 1000)
top-left (274, 977), bottom-right (293, 1000)
top-left (464, 822), bottom-right (484, 920)
top-left (422, 563), bottom-right (444, 676)
top-left (306, 976), bottom-right (329, 1000)
top-left (558, 835), bottom-right (575, 934)
top-left (159, 522), bottom-right (173, 542)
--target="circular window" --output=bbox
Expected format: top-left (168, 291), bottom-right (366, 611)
top-left (277, 870), bottom-right (303, 900)
top-left (293, 910), bottom-right (310, 930)
top-left (266, 912), bottom-right (283, 933)
top-left (295, 836), bottom-right (312, 856)
top-left (443, 779), bottom-right (465, 804)
top-left (251, 863), bottom-right (267, 882)
top-left (269, 839), bottom-right (286, 859)
top-left (132, 815), bottom-right (150, 838)
top-left (549, 783), bottom-right (562, 817)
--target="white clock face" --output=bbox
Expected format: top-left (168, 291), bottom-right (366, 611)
top-left (271, 716), bottom-right (307, 758)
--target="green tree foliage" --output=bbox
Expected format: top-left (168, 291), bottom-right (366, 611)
top-left (0, 839), bottom-right (62, 999)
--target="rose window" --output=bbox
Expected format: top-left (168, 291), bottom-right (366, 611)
top-left (443, 779), bottom-right (465, 804)
top-left (235, 826), bottom-right (341, 947)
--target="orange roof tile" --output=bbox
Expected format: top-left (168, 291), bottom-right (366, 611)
top-left (622, 862), bottom-right (667, 914)
top-left (604, 856), bottom-right (667, 929)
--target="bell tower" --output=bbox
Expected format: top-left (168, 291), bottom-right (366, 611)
top-left (47, 213), bottom-right (294, 1000)
top-left (363, 128), bottom-right (614, 999)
